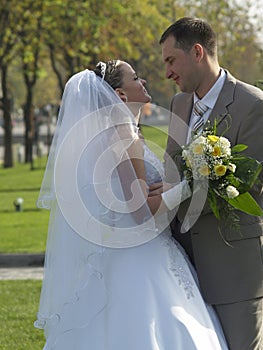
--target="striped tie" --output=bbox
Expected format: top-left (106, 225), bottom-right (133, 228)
top-left (192, 101), bottom-right (208, 133)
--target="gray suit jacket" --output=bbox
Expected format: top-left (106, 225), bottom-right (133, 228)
top-left (165, 70), bottom-right (263, 304)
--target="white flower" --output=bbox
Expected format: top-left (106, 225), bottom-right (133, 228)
top-left (218, 137), bottom-right (231, 156)
top-left (226, 185), bottom-right (239, 199)
top-left (192, 143), bottom-right (204, 155)
top-left (219, 136), bottom-right (231, 147)
top-left (228, 163), bottom-right (236, 173)
top-left (191, 135), bottom-right (206, 147)
top-left (198, 164), bottom-right (210, 176)
top-left (182, 149), bottom-right (189, 159)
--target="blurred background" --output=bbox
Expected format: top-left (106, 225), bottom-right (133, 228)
top-left (0, 0), bottom-right (262, 168)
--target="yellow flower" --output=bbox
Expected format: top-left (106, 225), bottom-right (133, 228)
top-left (198, 165), bottom-right (210, 176)
top-left (208, 135), bottom-right (219, 143)
top-left (214, 164), bottom-right (227, 176)
top-left (211, 146), bottom-right (222, 157)
top-left (192, 144), bottom-right (204, 155)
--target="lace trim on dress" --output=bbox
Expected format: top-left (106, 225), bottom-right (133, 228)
top-left (162, 235), bottom-right (195, 299)
top-left (143, 145), bottom-right (195, 299)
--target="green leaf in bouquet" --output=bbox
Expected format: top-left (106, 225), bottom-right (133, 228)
top-left (232, 156), bottom-right (262, 192)
top-left (231, 144), bottom-right (248, 153)
top-left (227, 192), bottom-right (263, 216)
top-left (226, 173), bottom-right (240, 188)
top-left (208, 189), bottom-right (220, 219)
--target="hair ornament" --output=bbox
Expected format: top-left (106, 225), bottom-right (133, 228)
top-left (96, 61), bottom-right (107, 80)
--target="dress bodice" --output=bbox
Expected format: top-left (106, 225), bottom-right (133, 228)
top-left (144, 144), bottom-right (164, 186)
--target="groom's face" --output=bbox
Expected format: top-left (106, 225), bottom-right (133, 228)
top-left (161, 35), bottom-right (200, 94)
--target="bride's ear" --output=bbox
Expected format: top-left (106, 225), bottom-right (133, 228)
top-left (115, 88), bottom-right (128, 102)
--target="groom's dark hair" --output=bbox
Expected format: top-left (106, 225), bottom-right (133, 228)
top-left (159, 17), bottom-right (217, 57)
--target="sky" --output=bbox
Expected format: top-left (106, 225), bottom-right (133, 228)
top-left (238, 0), bottom-right (263, 45)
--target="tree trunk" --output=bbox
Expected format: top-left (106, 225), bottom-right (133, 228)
top-left (1, 65), bottom-right (13, 168)
top-left (49, 45), bottom-right (65, 97)
top-left (23, 89), bottom-right (34, 166)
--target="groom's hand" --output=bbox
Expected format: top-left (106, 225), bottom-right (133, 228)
top-left (148, 182), bottom-right (173, 196)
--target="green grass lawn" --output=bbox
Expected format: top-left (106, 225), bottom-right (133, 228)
top-left (141, 124), bottom-right (168, 160)
top-left (0, 160), bottom-right (49, 253)
top-left (0, 280), bottom-right (45, 349)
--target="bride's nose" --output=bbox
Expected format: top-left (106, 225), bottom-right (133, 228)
top-left (140, 78), bottom-right (146, 85)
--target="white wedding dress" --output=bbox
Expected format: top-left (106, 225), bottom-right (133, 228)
top-left (36, 144), bottom-right (228, 350)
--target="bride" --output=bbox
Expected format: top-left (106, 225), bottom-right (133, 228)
top-left (34, 59), bottom-right (229, 349)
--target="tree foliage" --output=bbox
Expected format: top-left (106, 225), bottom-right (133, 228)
top-left (0, 0), bottom-right (262, 167)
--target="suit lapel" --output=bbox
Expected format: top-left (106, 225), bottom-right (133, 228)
top-left (168, 94), bottom-right (193, 174)
top-left (174, 71), bottom-right (237, 141)
top-left (208, 70), bottom-right (236, 135)
top-left (175, 93), bottom-right (193, 126)
top-left (171, 93), bottom-right (193, 146)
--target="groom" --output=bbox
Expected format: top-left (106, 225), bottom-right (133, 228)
top-left (159, 17), bottom-right (263, 350)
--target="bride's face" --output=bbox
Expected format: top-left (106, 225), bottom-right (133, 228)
top-left (119, 62), bottom-right (152, 103)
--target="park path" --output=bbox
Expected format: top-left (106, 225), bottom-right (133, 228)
top-left (0, 267), bottom-right (43, 280)
top-left (0, 254), bottom-right (44, 280)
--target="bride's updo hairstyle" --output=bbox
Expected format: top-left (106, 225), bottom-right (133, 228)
top-left (94, 60), bottom-right (124, 89)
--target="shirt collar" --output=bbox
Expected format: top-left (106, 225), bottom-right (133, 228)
top-left (194, 68), bottom-right (226, 109)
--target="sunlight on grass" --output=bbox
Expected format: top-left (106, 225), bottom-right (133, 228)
top-left (0, 280), bottom-right (45, 349)
top-left (141, 125), bottom-right (168, 160)
top-left (0, 160), bottom-right (49, 253)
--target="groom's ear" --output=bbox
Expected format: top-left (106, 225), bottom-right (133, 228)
top-left (115, 88), bottom-right (128, 102)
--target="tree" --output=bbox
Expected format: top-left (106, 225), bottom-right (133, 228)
top-left (19, 0), bottom-right (44, 166)
top-left (42, 0), bottom-right (97, 96)
top-left (0, 0), bottom-right (25, 167)
top-left (42, 0), bottom-right (174, 105)
top-left (3, 0), bottom-right (263, 131)
top-left (87, 0), bottom-right (173, 105)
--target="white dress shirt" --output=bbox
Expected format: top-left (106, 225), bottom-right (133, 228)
top-left (187, 69), bottom-right (226, 142)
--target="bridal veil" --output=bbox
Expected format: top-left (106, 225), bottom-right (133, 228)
top-left (35, 70), bottom-right (166, 336)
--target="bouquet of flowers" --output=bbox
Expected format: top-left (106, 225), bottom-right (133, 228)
top-left (182, 120), bottom-right (263, 227)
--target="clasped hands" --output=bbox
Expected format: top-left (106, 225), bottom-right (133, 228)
top-left (149, 180), bottom-right (192, 211)
top-left (148, 182), bottom-right (173, 197)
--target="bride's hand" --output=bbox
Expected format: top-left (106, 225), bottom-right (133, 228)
top-left (148, 182), bottom-right (173, 196)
